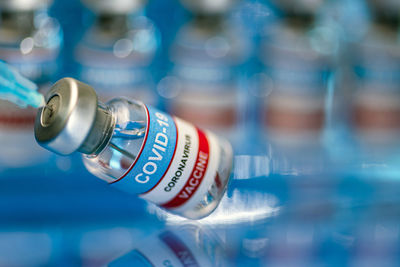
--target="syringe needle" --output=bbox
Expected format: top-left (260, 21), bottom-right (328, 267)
top-left (0, 61), bottom-right (44, 108)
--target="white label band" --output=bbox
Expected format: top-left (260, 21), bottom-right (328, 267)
top-left (141, 119), bottom-right (218, 210)
top-left (112, 105), bottom-right (220, 210)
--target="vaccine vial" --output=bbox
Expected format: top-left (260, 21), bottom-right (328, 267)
top-left (160, 0), bottom-right (248, 139)
top-left (258, 10), bottom-right (331, 175)
top-left (0, 0), bottom-right (62, 167)
top-left (351, 13), bottom-right (400, 154)
top-left (34, 78), bottom-right (233, 219)
top-left (75, 0), bottom-right (159, 104)
top-left (260, 20), bottom-right (330, 143)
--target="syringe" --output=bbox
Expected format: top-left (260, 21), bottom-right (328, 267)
top-left (0, 61), bottom-right (45, 108)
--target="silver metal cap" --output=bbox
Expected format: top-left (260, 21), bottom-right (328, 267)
top-left (0, 0), bottom-right (52, 11)
top-left (82, 0), bottom-right (146, 14)
top-left (35, 78), bottom-right (114, 155)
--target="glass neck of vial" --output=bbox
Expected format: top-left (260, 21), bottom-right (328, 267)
top-left (372, 12), bottom-right (399, 32)
top-left (78, 102), bottom-right (116, 156)
top-left (95, 13), bottom-right (130, 34)
top-left (0, 10), bottom-right (36, 34)
top-left (193, 14), bottom-right (225, 34)
top-left (284, 13), bottom-right (315, 30)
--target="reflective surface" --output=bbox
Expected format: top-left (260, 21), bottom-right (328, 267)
top-left (1, 0), bottom-right (400, 266)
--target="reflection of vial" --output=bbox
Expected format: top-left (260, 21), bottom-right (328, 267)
top-left (76, 0), bottom-right (159, 104)
top-left (108, 224), bottom-right (227, 267)
top-left (34, 78), bottom-right (233, 219)
top-left (0, 0), bottom-right (62, 167)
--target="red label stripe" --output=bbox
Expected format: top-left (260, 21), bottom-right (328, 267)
top-left (161, 128), bottom-right (210, 209)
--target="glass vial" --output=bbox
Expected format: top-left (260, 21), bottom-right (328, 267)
top-left (75, 0), bottom-right (159, 104)
top-left (34, 78), bottom-right (233, 219)
top-left (108, 224), bottom-right (228, 267)
top-left (159, 0), bottom-right (248, 140)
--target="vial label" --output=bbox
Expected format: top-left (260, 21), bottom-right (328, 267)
top-left (111, 105), bottom-right (221, 211)
top-left (0, 45), bottom-right (60, 83)
top-left (168, 61), bottom-right (239, 132)
top-left (169, 89), bottom-right (238, 131)
top-left (75, 44), bottom-right (155, 104)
